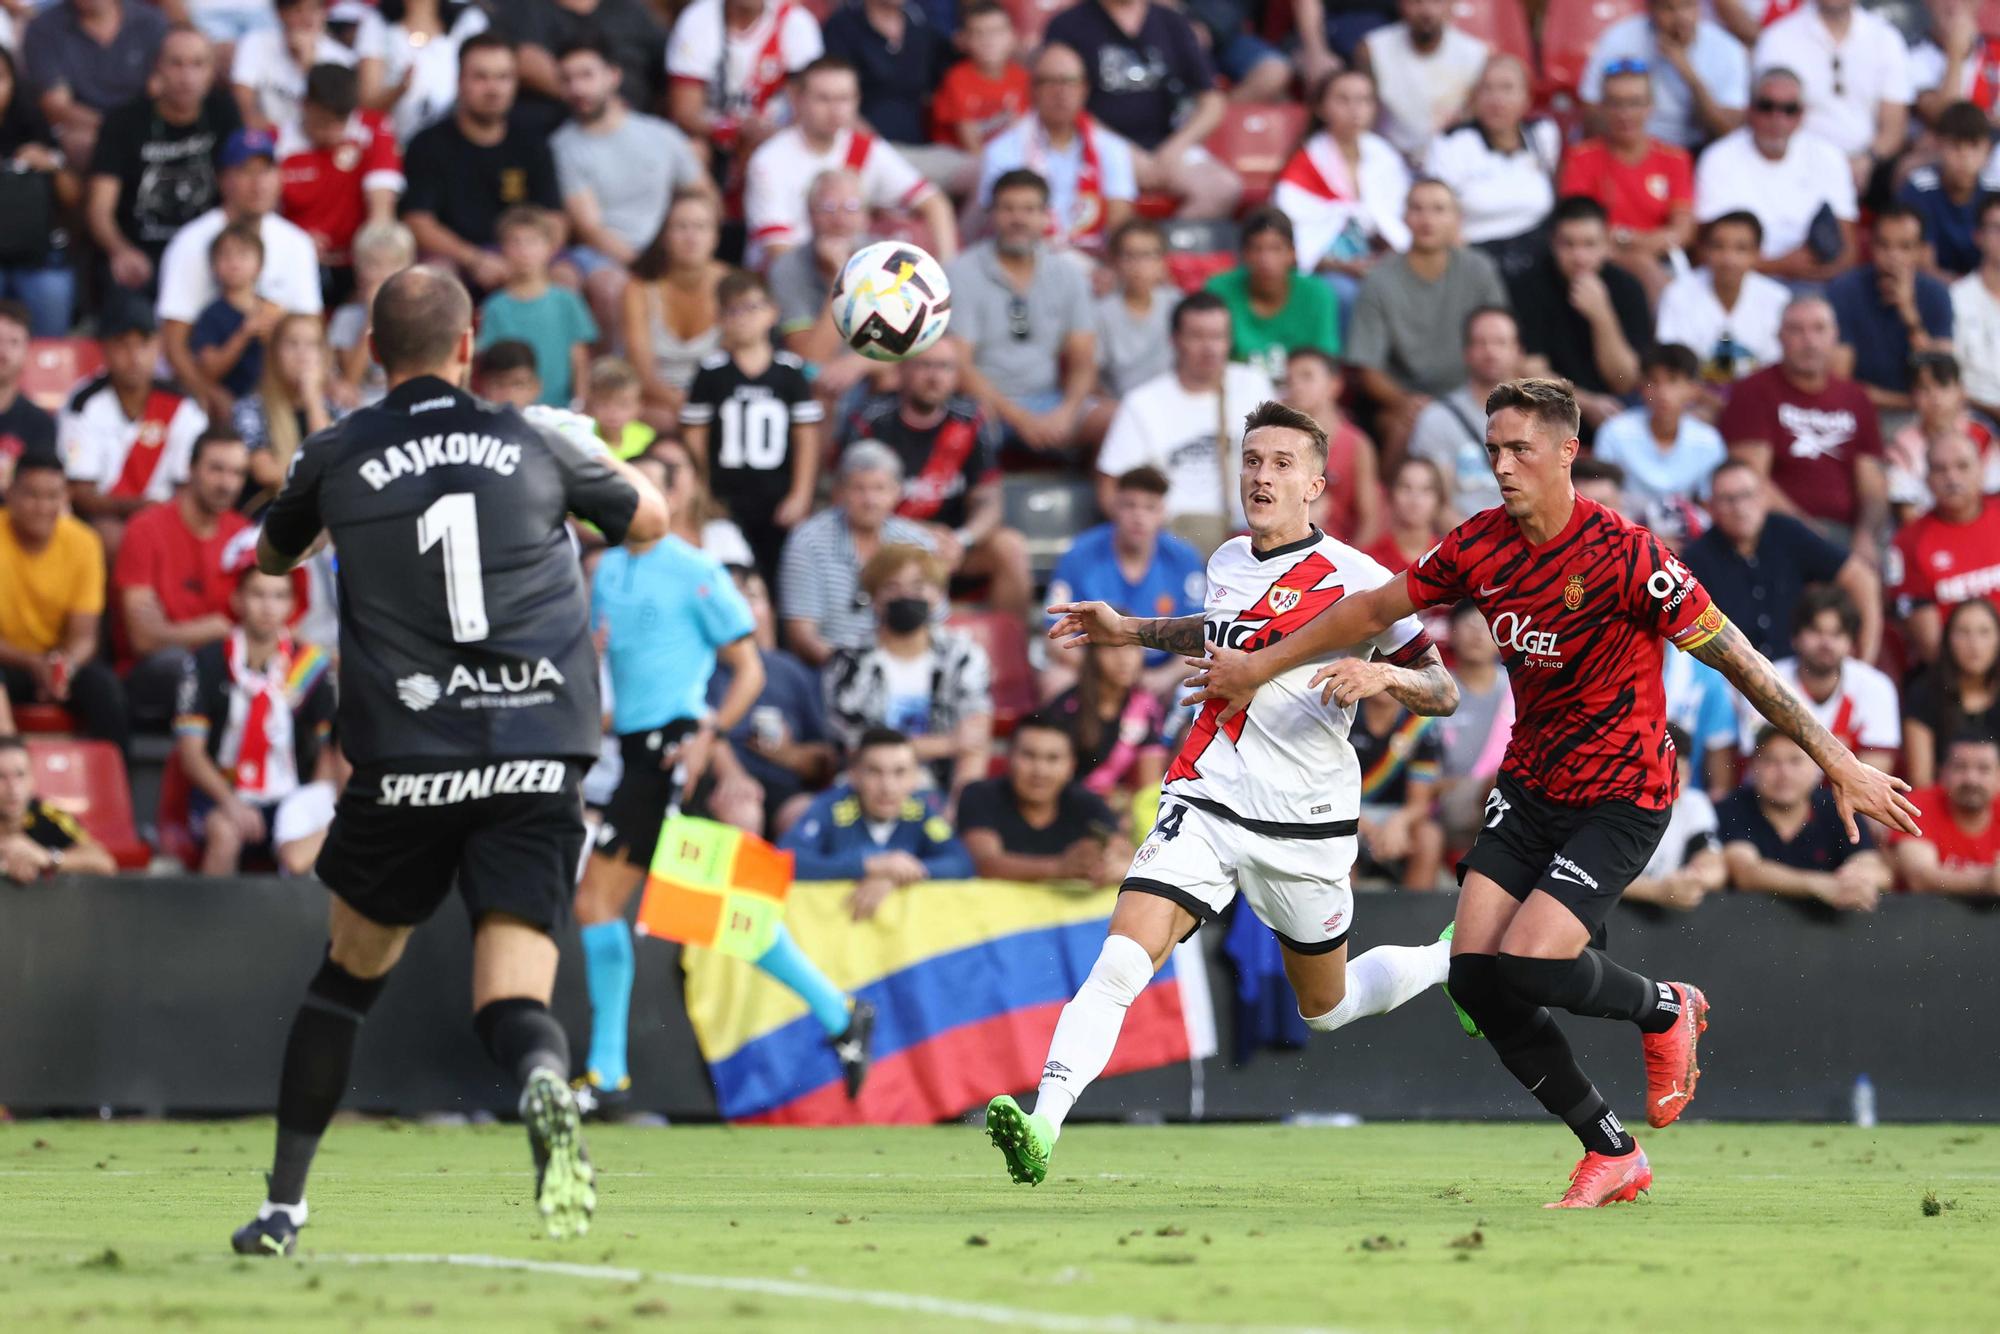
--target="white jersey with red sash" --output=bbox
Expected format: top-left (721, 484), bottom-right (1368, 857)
top-left (743, 123), bottom-right (934, 260)
top-left (1025, 115), bottom-right (1108, 246)
top-left (58, 376), bottom-right (208, 504)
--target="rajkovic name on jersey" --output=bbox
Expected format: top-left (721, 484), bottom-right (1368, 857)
top-left (1165, 529), bottom-right (1431, 833)
top-left (377, 759), bottom-right (570, 807)
top-left (357, 431), bottom-right (522, 491)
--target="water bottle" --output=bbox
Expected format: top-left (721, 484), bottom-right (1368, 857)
top-left (1851, 1074), bottom-right (1877, 1128)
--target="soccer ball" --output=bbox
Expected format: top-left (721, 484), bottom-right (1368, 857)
top-left (522, 403), bottom-right (612, 457)
top-left (830, 240), bottom-right (952, 363)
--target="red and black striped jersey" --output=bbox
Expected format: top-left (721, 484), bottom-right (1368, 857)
top-left (1406, 496), bottom-right (1726, 811)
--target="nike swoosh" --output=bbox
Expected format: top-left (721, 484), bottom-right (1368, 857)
top-left (1477, 582), bottom-right (1508, 597)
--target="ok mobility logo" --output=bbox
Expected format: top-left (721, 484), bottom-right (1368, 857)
top-left (396, 659), bottom-right (566, 712)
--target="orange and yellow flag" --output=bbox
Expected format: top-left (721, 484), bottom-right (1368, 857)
top-left (635, 814), bottom-right (794, 961)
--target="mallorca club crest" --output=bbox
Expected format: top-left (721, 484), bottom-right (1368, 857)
top-left (1563, 575), bottom-right (1586, 611)
top-left (1268, 584), bottom-right (1302, 615)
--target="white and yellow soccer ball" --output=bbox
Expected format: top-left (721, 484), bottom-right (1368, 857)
top-left (522, 403), bottom-right (610, 458)
top-left (830, 240), bottom-right (952, 363)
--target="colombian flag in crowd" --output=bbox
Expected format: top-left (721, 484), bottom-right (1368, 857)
top-left (683, 879), bottom-right (1215, 1125)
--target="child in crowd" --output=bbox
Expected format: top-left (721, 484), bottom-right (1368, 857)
top-left (1284, 348), bottom-right (1382, 548)
top-left (191, 223), bottom-right (283, 400)
top-left (475, 206), bottom-right (597, 407)
top-left (476, 340), bottom-right (543, 408)
top-left (1085, 219), bottom-right (1178, 442)
top-left (587, 357), bottom-right (657, 460)
top-left (328, 220), bottom-right (416, 409)
top-left (932, 1), bottom-right (1030, 155)
top-left (1591, 343), bottom-right (1727, 539)
top-left (680, 268), bottom-right (822, 585)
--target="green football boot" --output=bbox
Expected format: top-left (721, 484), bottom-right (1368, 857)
top-left (984, 1094), bottom-right (1054, 1186)
top-left (1438, 921), bottom-right (1483, 1039)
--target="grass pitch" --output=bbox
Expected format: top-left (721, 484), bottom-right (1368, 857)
top-left (1, 1119), bottom-right (1993, 1333)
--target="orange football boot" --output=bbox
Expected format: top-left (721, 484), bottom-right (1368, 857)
top-left (1642, 982), bottom-right (1709, 1128)
top-left (1545, 1145), bottom-right (1653, 1209)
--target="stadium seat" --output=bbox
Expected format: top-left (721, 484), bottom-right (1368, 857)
top-left (1540, 0), bottom-right (1644, 96)
top-left (1002, 0), bottom-right (1069, 47)
top-left (1450, 0), bottom-right (1534, 70)
top-left (13, 703), bottom-right (76, 734)
top-left (1205, 102), bottom-right (1308, 208)
top-left (1000, 472), bottom-right (1099, 583)
top-left (1161, 219), bottom-right (1240, 292)
top-left (947, 609), bottom-right (1038, 730)
top-left (25, 739), bottom-right (151, 870)
top-left (23, 336), bottom-right (102, 412)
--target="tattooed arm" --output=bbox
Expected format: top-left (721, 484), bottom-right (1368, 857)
top-left (1687, 617), bottom-right (1923, 838)
top-left (1048, 600), bottom-right (1206, 656)
top-left (1305, 644), bottom-right (1461, 716)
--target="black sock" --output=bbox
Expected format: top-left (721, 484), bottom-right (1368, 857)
top-left (473, 997), bottom-right (569, 1088)
top-left (1448, 954), bottom-right (1635, 1158)
top-left (270, 951), bottom-right (389, 1206)
top-left (1497, 950), bottom-right (1679, 1034)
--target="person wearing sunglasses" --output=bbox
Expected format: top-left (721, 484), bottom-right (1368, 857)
top-left (1693, 66), bottom-right (1856, 283)
top-left (1579, 0), bottom-right (1749, 150)
top-left (1751, 0), bottom-right (1913, 194)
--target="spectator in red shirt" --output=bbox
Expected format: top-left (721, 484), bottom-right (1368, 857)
top-left (931, 2), bottom-right (1028, 155)
top-left (112, 428), bottom-right (255, 724)
top-left (281, 62), bottom-right (403, 292)
top-left (1718, 293), bottom-right (1889, 554)
top-left (1890, 731), bottom-right (2000, 896)
top-left (1891, 431), bottom-right (2000, 663)
top-left (1557, 60), bottom-right (1694, 304)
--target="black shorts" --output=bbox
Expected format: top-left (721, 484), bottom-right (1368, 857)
top-left (316, 758), bottom-right (588, 933)
top-left (1457, 770), bottom-right (1671, 934)
top-left (593, 721), bottom-right (714, 866)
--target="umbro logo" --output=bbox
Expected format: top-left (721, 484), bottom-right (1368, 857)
top-left (1042, 1060), bottom-right (1071, 1082)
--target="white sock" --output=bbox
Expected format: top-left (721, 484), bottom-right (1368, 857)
top-left (1032, 934), bottom-right (1155, 1138)
top-left (258, 1198), bottom-right (308, 1226)
top-left (1302, 939), bottom-right (1450, 1034)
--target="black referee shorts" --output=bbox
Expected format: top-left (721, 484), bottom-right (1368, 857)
top-left (1457, 770), bottom-right (1671, 934)
top-left (593, 720), bottom-right (715, 867)
top-left (316, 757), bottom-right (588, 933)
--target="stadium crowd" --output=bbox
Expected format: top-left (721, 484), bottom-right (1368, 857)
top-left (0, 0), bottom-right (1997, 910)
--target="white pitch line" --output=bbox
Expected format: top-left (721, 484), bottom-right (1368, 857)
top-left (325, 1252), bottom-right (1355, 1334)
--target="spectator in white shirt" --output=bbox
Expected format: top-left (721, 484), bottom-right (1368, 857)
top-left (1272, 68), bottom-right (1412, 318)
top-left (232, 0), bottom-right (376, 139)
top-left (742, 56), bottom-right (955, 270)
top-left (1694, 66), bottom-right (1858, 284)
top-left (1092, 291), bottom-right (1275, 555)
top-left (1732, 584), bottom-right (1901, 775)
top-left (1752, 0), bottom-right (1911, 189)
top-left (1422, 55), bottom-right (1561, 280)
top-left (1357, 0), bottom-right (1487, 160)
top-left (1580, 0), bottom-right (1749, 150)
top-left (666, 0), bottom-right (824, 172)
top-left (1950, 194), bottom-right (2000, 420)
top-left (976, 42), bottom-right (1137, 254)
top-left (155, 128), bottom-right (323, 419)
top-left (1656, 210), bottom-right (1792, 390)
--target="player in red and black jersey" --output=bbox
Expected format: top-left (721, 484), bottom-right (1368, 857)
top-left (1190, 377), bottom-right (1921, 1208)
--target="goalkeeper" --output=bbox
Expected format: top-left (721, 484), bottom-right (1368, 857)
top-left (576, 454), bottom-right (875, 1112)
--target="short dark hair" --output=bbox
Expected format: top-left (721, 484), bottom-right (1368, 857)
top-left (1463, 303), bottom-right (1516, 341)
top-left (1793, 584), bottom-right (1861, 640)
top-left (1287, 346), bottom-right (1341, 378)
top-left (1485, 377), bottom-right (1581, 441)
top-left (1702, 209), bottom-right (1764, 250)
top-left (1911, 350), bottom-right (1962, 389)
top-left (1552, 194), bottom-right (1609, 229)
top-left (13, 451), bottom-right (64, 480)
top-left (1239, 207), bottom-right (1295, 251)
top-left (1447, 598), bottom-right (1485, 626)
top-left (1980, 193), bottom-right (2000, 230)
top-left (1643, 343), bottom-right (1700, 379)
top-left (1108, 217), bottom-right (1165, 258)
top-left (476, 339), bottom-right (538, 381)
top-left (991, 167), bottom-right (1051, 205)
top-left (1012, 712), bottom-right (1078, 761)
top-left (0, 299), bottom-right (32, 336)
top-left (190, 425), bottom-right (246, 467)
top-left (1872, 200), bottom-right (1925, 240)
top-left (210, 219), bottom-right (264, 263)
top-left (1944, 729), bottom-right (2000, 759)
top-left (1665, 722), bottom-right (1692, 759)
top-left (304, 62), bottom-right (358, 118)
top-left (372, 265), bottom-right (474, 376)
top-left (799, 54), bottom-right (858, 85)
top-left (1114, 465), bottom-right (1170, 496)
top-left (457, 30), bottom-right (515, 68)
top-left (856, 726), bottom-right (912, 754)
top-left (1937, 100), bottom-right (1991, 145)
top-left (716, 267), bottom-right (769, 310)
top-left (1571, 455), bottom-right (1626, 488)
top-left (963, 0), bottom-right (1010, 21)
top-left (556, 33), bottom-right (620, 66)
top-left (1241, 399), bottom-right (1329, 468)
top-left (0, 733), bottom-right (26, 759)
top-left (1170, 290), bottom-right (1228, 336)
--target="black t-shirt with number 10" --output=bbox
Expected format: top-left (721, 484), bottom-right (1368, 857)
top-left (680, 349), bottom-right (823, 534)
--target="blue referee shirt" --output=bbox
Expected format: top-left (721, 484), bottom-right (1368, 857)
top-left (592, 537), bottom-right (755, 735)
top-left (1046, 523), bottom-right (1206, 667)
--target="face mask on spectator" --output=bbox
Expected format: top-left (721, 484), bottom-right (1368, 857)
top-left (882, 597), bottom-right (930, 635)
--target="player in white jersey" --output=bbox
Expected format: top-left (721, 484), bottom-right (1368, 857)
top-left (985, 400), bottom-right (1462, 1185)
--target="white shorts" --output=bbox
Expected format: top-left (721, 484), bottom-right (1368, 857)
top-left (1122, 798), bottom-right (1356, 954)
